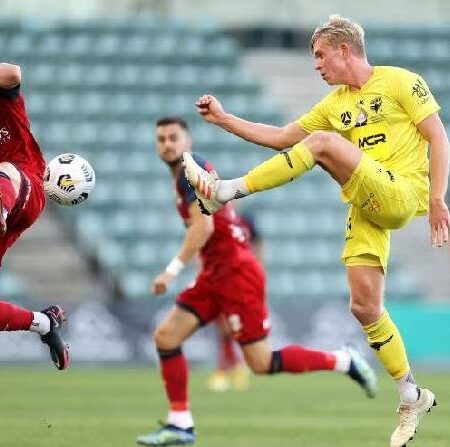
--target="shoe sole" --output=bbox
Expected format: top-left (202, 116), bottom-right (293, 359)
top-left (182, 153), bottom-right (214, 215)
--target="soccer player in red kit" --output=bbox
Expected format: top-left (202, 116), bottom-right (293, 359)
top-left (136, 117), bottom-right (377, 446)
top-left (0, 63), bottom-right (69, 370)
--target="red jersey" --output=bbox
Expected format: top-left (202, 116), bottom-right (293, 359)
top-left (175, 153), bottom-right (255, 278)
top-left (0, 85), bottom-right (46, 262)
top-left (0, 85), bottom-right (46, 179)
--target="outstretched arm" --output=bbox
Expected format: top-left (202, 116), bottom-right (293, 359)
top-left (151, 202), bottom-right (214, 295)
top-left (417, 112), bottom-right (450, 247)
top-left (196, 94), bottom-right (307, 150)
top-left (0, 63), bottom-right (21, 89)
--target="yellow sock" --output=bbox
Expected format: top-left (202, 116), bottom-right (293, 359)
top-left (363, 311), bottom-right (410, 380)
top-left (244, 142), bottom-right (315, 193)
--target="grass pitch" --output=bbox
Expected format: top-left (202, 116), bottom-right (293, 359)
top-left (0, 367), bottom-right (448, 447)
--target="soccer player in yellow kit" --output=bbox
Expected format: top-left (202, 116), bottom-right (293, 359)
top-left (183, 15), bottom-right (450, 447)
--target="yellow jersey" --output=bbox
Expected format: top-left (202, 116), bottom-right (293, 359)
top-left (297, 66), bottom-right (440, 215)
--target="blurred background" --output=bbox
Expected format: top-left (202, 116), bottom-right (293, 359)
top-left (0, 0), bottom-right (449, 368)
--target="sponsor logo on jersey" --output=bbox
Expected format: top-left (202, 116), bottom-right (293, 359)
top-left (358, 133), bottom-right (386, 149)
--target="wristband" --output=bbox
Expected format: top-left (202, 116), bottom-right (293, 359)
top-left (165, 257), bottom-right (185, 276)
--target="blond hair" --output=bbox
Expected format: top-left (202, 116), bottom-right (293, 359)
top-left (310, 15), bottom-right (366, 57)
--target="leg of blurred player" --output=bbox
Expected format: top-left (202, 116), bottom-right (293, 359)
top-left (207, 316), bottom-right (249, 392)
top-left (137, 306), bottom-right (199, 446)
top-left (241, 339), bottom-right (376, 398)
top-left (0, 300), bottom-right (69, 370)
top-left (137, 303), bottom-right (377, 446)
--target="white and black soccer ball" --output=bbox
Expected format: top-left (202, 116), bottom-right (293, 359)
top-left (44, 153), bottom-right (96, 206)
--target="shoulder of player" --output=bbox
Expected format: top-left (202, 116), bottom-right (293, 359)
top-left (375, 65), bottom-right (421, 81)
top-left (311, 87), bottom-right (343, 110)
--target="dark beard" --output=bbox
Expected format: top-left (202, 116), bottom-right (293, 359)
top-left (165, 155), bottom-right (182, 169)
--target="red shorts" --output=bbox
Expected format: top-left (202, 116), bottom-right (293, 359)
top-left (0, 168), bottom-right (45, 263)
top-left (177, 257), bottom-right (270, 344)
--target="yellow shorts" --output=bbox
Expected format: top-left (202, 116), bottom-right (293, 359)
top-left (341, 154), bottom-right (421, 272)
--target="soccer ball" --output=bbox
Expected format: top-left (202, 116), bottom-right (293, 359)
top-left (44, 153), bottom-right (96, 206)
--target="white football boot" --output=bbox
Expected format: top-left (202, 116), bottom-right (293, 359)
top-left (390, 388), bottom-right (437, 447)
top-left (182, 152), bottom-right (224, 215)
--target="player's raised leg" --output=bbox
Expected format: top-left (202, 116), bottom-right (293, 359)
top-left (0, 300), bottom-right (69, 370)
top-left (182, 131), bottom-right (361, 215)
top-left (137, 306), bottom-right (199, 446)
top-left (240, 338), bottom-right (377, 398)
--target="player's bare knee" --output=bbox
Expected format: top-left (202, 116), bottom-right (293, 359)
top-left (350, 298), bottom-right (382, 324)
top-left (305, 131), bottom-right (337, 161)
top-left (153, 325), bottom-right (179, 350)
top-left (245, 355), bottom-right (271, 375)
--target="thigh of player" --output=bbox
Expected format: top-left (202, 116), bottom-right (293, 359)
top-left (342, 154), bottom-right (419, 229)
top-left (176, 275), bottom-right (221, 327)
top-left (218, 259), bottom-right (270, 345)
top-left (342, 205), bottom-right (391, 273)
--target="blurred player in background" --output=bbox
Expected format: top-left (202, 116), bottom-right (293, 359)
top-left (0, 62), bottom-right (68, 370)
top-left (136, 116), bottom-right (377, 446)
top-left (206, 210), bottom-right (261, 392)
top-left (183, 15), bottom-right (449, 447)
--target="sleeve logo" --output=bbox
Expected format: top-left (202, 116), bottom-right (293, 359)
top-left (412, 78), bottom-right (429, 99)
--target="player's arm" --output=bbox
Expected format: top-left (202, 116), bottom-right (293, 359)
top-left (176, 202), bottom-right (214, 263)
top-left (417, 112), bottom-right (450, 247)
top-left (151, 202), bottom-right (214, 295)
top-left (196, 94), bottom-right (307, 150)
top-left (0, 63), bottom-right (21, 89)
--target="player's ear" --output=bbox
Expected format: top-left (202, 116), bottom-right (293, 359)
top-left (340, 43), bottom-right (350, 58)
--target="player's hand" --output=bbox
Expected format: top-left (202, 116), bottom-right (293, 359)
top-left (151, 272), bottom-right (175, 295)
top-left (429, 198), bottom-right (450, 247)
top-left (195, 94), bottom-right (227, 124)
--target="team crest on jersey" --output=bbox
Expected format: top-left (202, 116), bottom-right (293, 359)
top-left (370, 96), bottom-right (382, 113)
top-left (0, 127), bottom-right (11, 145)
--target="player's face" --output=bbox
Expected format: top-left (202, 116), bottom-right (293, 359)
top-left (156, 124), bottom-right (191, 165)
top-left (313, 37), bottom-right (348, 85)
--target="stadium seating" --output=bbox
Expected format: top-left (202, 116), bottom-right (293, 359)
top-left (2, 19), bottom-right (433, 303)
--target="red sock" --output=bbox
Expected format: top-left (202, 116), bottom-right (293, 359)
top-left (218, 334), bottom-right (238, 370)
top-left (0, 174), bottom-right (18, 213)
top-left (0, 300), bottom-right (33, 331)
top-left (159, 349), bottom-right (189, 411)
top-left (277, 345), bottom-right (337, 373)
